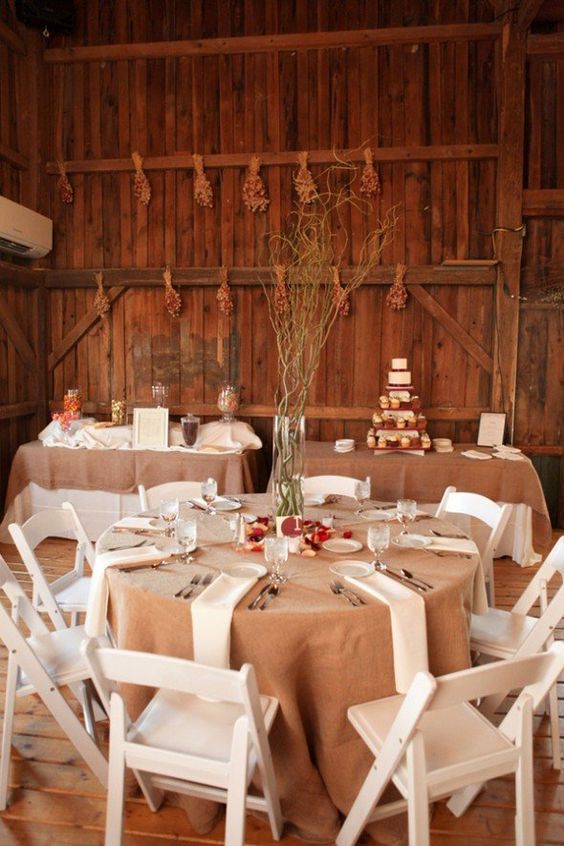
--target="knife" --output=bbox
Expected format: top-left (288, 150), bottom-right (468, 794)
top-left (248, 583), bottom-right (272, 610)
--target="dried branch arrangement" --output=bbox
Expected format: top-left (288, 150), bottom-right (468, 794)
top-left (163, 265), bottom-right (181, 317)
top-left (360, 147), bottom-right (381, 198)
top-left (217, 266), bottom-right (234, 315)
top-left (193, 153), bottom-right (214, 208)
top-left (132, 151), bottom-right (151, 206)
top-left (294, 151), bottom-right (318, 204)
top-left (57, 161), bottom-right (74, 204)
top-left (386, 263), bottom-right (408, 310)
top-left (93, 271), bottom-right (110, 318)
top-left (243, 155), bottom-right (270, 212)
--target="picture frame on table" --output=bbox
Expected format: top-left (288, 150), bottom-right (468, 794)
top-left (477, 412), bottom-right (506, 447)
top-left (132, 407), bottom-right (169, 449)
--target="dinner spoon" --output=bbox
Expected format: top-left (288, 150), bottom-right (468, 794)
top-left (397, 567), bottom-right (433, 590)
top-left (374, 562), bottom-right (427, 592)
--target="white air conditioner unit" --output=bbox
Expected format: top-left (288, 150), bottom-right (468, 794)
top-left (0, 195), bottom-right (52, 259)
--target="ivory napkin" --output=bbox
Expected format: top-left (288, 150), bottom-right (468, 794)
top-left (428, 539), bottom-right (488, 614)
top-left (85, 545), bottom-right (166, 637)
top-left (460, 450), bottom-right (492, 460)
top-left (191, 573), bottom-right (258, 668)
top-left (344, 572), bottom-right (428, 693)
top-left (111, 516), bottom-right (165, 532)
top-left (428, 538), bottom-right (478, 555)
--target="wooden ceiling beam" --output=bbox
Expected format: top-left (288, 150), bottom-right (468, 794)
top-left (43, 22), bottom-right (501, 64)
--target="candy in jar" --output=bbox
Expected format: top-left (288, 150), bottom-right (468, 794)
top-left (63, 388), bottom-right (82, 419)
top-left (111, 399), bottom-right (127, 425)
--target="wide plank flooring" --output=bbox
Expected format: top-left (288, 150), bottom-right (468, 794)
top-left (0, 532), bottom-right (563, 846)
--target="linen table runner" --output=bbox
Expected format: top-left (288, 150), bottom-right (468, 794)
top-left (191, 573), bottom-right (258, 668)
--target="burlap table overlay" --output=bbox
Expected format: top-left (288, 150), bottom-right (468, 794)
top-left (99, 495), bottom-right (484, 842)
top-left (4, 440), bottom-right (266, 507)
top-left (304, 441), bottom-right (552, 545)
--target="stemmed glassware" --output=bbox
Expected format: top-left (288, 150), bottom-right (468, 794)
top-left (264, 536), bottom-right (289, 584)
top-left (201, 477), bottom-right (218, 512)
top-left (396, 498), bottom-right (417, 535)
top-left (175, 518), bottom-right (197, 563)
top-left (367, 524), bottom-right (390, 569)
top-left (354, 477), bottom-right (371, 511)
top-left (159, 497), bottom-right (179, 537)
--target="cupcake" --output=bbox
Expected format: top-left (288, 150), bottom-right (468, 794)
top-left (368, 426), bottom-right (376, 437)
top-left (406, 413), bottom-right (417, 427)
top-left (400, 435), bottom-right (411, 448)
top-left (383, 414), bottom-right (395, 429)
top-left (411, 396), bottom-right (421, 412)
top-left (372, 412), bottom-right (383, 427)
top-left (390, 397), bottom-right (401, 409)
top-left (379, 395), bottom-right (390, 409)
top-left (417, 413), bottom-right (427, 432)
top-left (377, 436), bottom-right (387, 448)
top-left (420, 433), bottom-right (431, 448)
top-left (367, 434), bottom-right (377, 448)
top-left (396, 417), bottom-right (406, 429)
top-left (386, 435), bottom-right (399, 448)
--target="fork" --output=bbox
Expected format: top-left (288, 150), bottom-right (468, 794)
top-left (183, 572), bottom-right (213, 599)
top-left (330, 581), bottom-right (363, 607)
top-left (173, 574), bottom-right (201, 598)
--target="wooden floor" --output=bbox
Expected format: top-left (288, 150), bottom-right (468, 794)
top-left (0, 533), bottom-right (563, 846)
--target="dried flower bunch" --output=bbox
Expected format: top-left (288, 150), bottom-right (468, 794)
top-left (332, 265), bottom-right (350, 317)
top-left (217, 266), bottom-right (234, 315)
top-left (93, 271), bottom-right (110, 318)
top-left (386, 263), bottom-right (408, 310)
top-left (57, 160), bottom-right (74, 204)
top-left (163, 265), bottom-right (181, 317)
top-left (273, 264), bottom-right (289, 316)
top-left (294, 151), bottom-right (318, 205)
top-left (132, 151), bottom-right (151, 206)
top-left (243, 155), bottom-right (270, 213)
top-left (360, 147), bottom-right (381, 198)
top-left (193, 153), bottom-right (213, 208)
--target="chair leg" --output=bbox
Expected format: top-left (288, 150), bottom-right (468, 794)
top-left (446, 782), bottom-right (483, 817)
top-left (547, 685), bottom-right (561, 770)
top-left (0, 657), bottom-right (18, 810)
top-left (336, 758), bottom-right (394, 846)
top-left (225, 722), bottom-right (249, 846)
top-left (406, 733), bottom-right (430, 846)
top-left (105, 696), bottom-right (127, 846)
top-left (134, 768), bottom-right (165, 812)
top-left (515, 698), bottom-right (535, 846)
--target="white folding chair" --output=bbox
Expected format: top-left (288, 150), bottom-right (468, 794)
top-left (9, 502), bottom-right (95, 627)
top-left (336, 644), bottom-right (564, 846)
top-left (466, 534), bottom-right (564, 771)
top-left (0, 556), bottom-right (107, 809)
top-left (302, 475), bottom-right (366, 498)
top-left (435, 485), bottom-right (512, 605)
top-left (82, 639), bottom-right (283, 846)
top-left (138, 481), bottom-right (204, 512)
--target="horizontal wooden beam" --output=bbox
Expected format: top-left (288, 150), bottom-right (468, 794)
top-left (47, 286), bottom-right (126, 371)
top-left (44, 22), bottom-right (501, 64)
top-left (0, 261), bottom-right (44, 287)
top-left (0, 19), bottom-right (25, 54)
top-left (0, 141), bottom-right (29, 170)
top-left (527, 32), bottom-right (564, 57)
top-left (50, 400), bottom-right (487, 422)
top-left (44, 265), bottom-right (497, 289)
top-left (517, 444), bottom-right (564, 456)
top-left (0, 401), bottom-right (37, 421)
top-left (523, 188), bottom-right (564, 217)
top-left (46, 144), bottom-right (499, 175)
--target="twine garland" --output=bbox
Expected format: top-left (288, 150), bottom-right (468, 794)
top-left (243, 155), bottom-right (270, 212)
top-left (93, 271), bottom-right (110, 318)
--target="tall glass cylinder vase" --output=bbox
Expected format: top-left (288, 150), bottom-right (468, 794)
top-left (272, 414), bottom-right (305, 521)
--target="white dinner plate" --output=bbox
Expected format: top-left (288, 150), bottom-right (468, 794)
top-left (358, 509), bottom-right (394, 521)
top-left (211, 497), bottom-right (242, 512)
top-left (322, 538), bottom-right (363, 554)
top-left (222, 562), bottom-right (267, 579)
top-left (392, 533), bottom-right (432, 549)
top-left (304, 494), bottom-right (326, 507)
top-left (330, 560), bottom-right (374, 578)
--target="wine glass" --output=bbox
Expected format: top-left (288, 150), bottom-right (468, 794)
top-left (367, 524), bottom-right (390, 568)
top-left (396, 498), bottom-right (417, 535)
top-left (354, 477), bottom-right (371, 511)
top-left (264, 535), bottom-right (289, 584)
top-left (201, 478), bottom-right (218, 512)
top-left (175, 518), bottom-right (197, 563)
top-left (159, 497), bottom-right (179, 536)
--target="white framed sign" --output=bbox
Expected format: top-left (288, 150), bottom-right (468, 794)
top-left (477, 412), bottom-right (506, 447)
top-left (133, 407), bottom-right (169, 449)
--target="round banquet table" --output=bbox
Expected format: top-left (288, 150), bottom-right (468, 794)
top-left (98, 494), bottom-right (487, 842)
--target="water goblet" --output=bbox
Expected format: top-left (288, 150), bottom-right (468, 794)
top-left (355, 477), bottom-right (371, 510)
top-left (159, 497), bottom-right (179, 537)
top-left (175, 517), bottom-right (197, 563)
top-left (367, 524), bottom-right (390, 568)
top-left (201, 478), bottom-right (218, 512)
top-left (264, 535), bottom-right (289, 584)
top-left (396, 498), bottom-right (417, 535)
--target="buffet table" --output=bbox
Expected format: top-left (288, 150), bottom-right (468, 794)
top-left (0, 440), bottom-right (266, 541)
top-left (304, 442), bottom-right (552, 565)
top-left (97, 494), bottom-right (486, 841)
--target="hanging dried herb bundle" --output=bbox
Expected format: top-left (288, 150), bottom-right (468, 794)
top-left (242, 155), bottom-right (270, 213)
top-left (386, 263), bottom-right (408, 310)
top-left (132, 151), bottom-right (151, 206)
top-left (332, 265), bottom-right (350, 317)
top-left (294, 151), bottom-right (318, 205)
top-left (193, 153), bottom-right (213, 208)
top-left (57, 160), bottom-right (74, 204)
top-left (360, 147), bottom-right (381, 198)
top-left (274, 264), bottom-right (289, 316)
top-left (217, 266), bottom-right (234, 315)
top-left (163, 265), bottom-right (181, 317)
top-left (93, 271), bottom-right (110, 318)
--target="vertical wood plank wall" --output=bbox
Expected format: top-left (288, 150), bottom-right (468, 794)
top-left (0, 0), bottom-right (561, 516)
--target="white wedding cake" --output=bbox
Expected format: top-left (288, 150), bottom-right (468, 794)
top-left (366, 357), bottom-right (431, 451)
top-left (386, 358), bottom-right (412, 388)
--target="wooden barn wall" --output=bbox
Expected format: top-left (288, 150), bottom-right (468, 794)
top-left (40, 0), bottom-right (501, 454)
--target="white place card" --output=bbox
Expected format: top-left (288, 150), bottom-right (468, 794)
top-left (132, 407), bottom-right (169, 449)
top-left (477, 412), bottom-right (506, 447)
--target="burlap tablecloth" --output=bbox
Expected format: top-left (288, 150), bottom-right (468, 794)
top-left (100, 495), bottom-right (485, 842)
top-left (304, 442), bottom-right (552, 545)
top-left (4, 440), bottom-right (266, 508)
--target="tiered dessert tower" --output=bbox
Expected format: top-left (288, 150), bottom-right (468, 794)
top-left (366, 358), bottom-right (432, 451)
